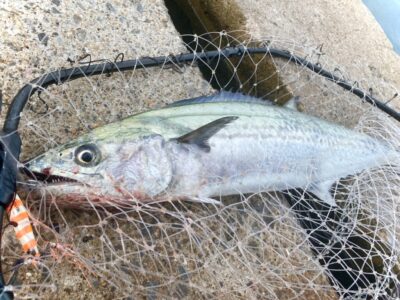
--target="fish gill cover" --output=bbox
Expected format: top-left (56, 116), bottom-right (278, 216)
top-left (1, 29), bottom-right (400, 299)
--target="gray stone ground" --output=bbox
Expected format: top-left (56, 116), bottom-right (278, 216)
top-left (241, 0), bottom-right (400, 90)
top-left (0, 1), bottom-right (213, 299)
top-left (0, 0), bottom-right (212, 157)
top-left (239, 0), bottom-right (400, 127)
top-left (0, 0), bottom-right (399, 299)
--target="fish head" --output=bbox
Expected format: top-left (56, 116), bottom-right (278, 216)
top-left (23, 132), bottom-right (173, 205)
top-left (25, 139), bottom-right (103, 184)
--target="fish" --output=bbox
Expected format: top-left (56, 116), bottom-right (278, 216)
top-left (22, 91), bottom-right (396, 208)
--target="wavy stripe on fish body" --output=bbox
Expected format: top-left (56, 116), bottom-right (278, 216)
top-left (160, 115), bottom-right (391, 202)
top-left (24, 95), bottom-right (396, 207)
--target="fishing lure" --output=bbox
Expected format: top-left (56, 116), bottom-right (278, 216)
top-left (6, 195), bottom-right (39, 257)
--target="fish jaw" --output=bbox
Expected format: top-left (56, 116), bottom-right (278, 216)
top-left (21, 165), bottom-right (148, 208)
top-left (23, 185), bottom-right (142, 208)
top-left (20, 161), bottom-right (103, 205)
top-left (23, 152), bottom-right (90, 187)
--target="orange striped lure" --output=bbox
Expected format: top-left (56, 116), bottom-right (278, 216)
top-left (6, 195), bottom-right (39, 257)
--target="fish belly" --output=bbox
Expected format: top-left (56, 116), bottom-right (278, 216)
top-left (196, 137), bottom-right (320, 197)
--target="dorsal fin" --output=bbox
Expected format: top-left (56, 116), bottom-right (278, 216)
top-left (172, 116), bottom-right (238, 152)
top-left (167, 91), bottom-right (275, 107)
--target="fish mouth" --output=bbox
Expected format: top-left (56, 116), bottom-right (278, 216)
top-left (20, 167), bottom-right (80, 185)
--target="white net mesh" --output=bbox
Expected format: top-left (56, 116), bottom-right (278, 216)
top-left (1, 32), bottom-right (400, 299)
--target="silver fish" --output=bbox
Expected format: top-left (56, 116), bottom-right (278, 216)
top-left (24, 91), bottom-right (395, 207)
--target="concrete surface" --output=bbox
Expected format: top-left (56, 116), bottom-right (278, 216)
top-left (1, 0), bottom-right (399, 299)
top-left (239, 0), bottom-right (400, 116)
top-left (0, 0), bottom-right (213, 299)
top-left (0, 0), bottom-right (212, 158)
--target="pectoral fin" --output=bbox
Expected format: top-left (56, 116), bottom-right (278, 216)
top-left (309, 181), bottom-right (337, 207)
top-left (172, 116), bottom-right (238, 152)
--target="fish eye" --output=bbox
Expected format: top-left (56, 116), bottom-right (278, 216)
top-left (74, 144), bottom-right (101, 167)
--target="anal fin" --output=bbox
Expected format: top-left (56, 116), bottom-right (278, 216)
top-left (308, 181), bottom-right (337, 207)
top-left (186, 196), bottom-right (222, 205)
top-left (284, 96), bottom-right (302, 111)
